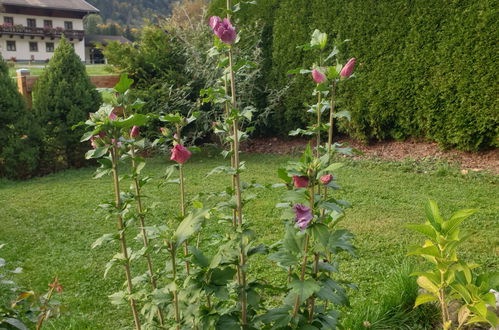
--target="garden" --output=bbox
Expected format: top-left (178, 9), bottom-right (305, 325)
top-left (1, 0), bottom-right (498, 329)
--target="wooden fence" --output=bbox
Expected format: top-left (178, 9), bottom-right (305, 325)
top-left (16, 69), bottom-right (120, 108)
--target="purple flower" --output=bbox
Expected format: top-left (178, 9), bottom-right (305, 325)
top-left (109, 112), bottom-right (117, 120)
top-left (293, 204), bottom-right (313, 230)
top-left (312, 69), bottom-right (327, 84)
top-left (340, 58), bottom-right (356, 78)
top-left (210, 16), bottom-right (237, 44)
top-left (209, 16), bottom-right (221, 30)
top-left (130, 126), bottom-right (140, 138)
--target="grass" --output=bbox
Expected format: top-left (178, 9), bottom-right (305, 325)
top-left (8, 64), bottom-right (114, 77)
top-left (0, 152), bottom-right (497, 329)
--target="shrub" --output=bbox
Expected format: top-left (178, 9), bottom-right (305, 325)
top-left (32, 37), bottom-right (101, 170)
top-left (0, 57), bottom-right (42, 180)
top-left (209, 0), bottom-right (498, 150)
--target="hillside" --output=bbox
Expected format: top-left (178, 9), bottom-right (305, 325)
top-left (86, 0), bottom-right (177, 26)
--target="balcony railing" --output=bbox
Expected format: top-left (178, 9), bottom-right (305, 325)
top-left (0, 25), bottom-right (84, 40)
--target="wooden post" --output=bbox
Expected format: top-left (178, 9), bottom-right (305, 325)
top-left (16, 69), bottom-right (32, 109)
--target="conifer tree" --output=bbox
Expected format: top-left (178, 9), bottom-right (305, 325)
top-left (33, 37), bottom-right (101, 168)
top-left (0, 57), bottom-right (42, 179)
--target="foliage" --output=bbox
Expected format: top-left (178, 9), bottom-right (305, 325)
top-left (0, 57), bottom-right (42, 180)
top-left (32, 38), bottom-right (102, 171)
top-left (0, 245), bottom-right (63, 330)
top-left (84, 0), bottom-right (176, 26)
top-left (407, 201), bottom-right (499, 329)
top-left (209, 0), bottom-right (498, 150)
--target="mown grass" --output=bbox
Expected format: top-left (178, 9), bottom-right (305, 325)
top-left (0, 152), bottom-right (497, 329)
top-left (8, 64), bottom-right (113, 77)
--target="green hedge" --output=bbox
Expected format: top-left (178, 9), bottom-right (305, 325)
top-left (209, 0), bottom-right (498, 150)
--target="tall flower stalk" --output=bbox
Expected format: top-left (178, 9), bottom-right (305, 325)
top-left (111, 140), bottom-right (142, 330)
top-left (129, 127), bottom-right (165, 326)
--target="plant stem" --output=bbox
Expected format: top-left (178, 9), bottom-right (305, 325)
top-left (130, 145), bottom-right (165, 326)
top-left (308, 253), bottom-right (320, 323)
top-left (176, 125), bottom-right (191, 275)
top-left (327, 81), bottom-right (336, 155)
top-left (226, 0), bottom-right (247, 323)
top-left (316, 91), bottom-right (322, 159)
top-left (439, 271), bottom-right (450, 327)
top-left (292, 232), bottom-right (310, 318)
top-left (111, 146), bottom-right (141, 330)
top-left (224, 74), bottom-right (238, 228)
top-left (170, 242), bottom-right (181, 330)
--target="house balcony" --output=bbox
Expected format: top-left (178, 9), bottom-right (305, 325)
top-left (0, 25), bottom-right (84, 41)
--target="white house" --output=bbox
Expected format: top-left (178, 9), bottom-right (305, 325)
top-left (0, 0), bottom-right (99, 62)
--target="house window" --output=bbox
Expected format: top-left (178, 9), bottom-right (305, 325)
top-left (29, 42), bottom-right (38, 52)
top-left (43, 20), bottom-right (53, 28)
top-left (27, 18), bottom-right (36, 28)
top-left (46, 42), bottom-right (54, 52)
top-left (4, 17), bottom-right (14, 25)
top-left (64, 21), bottom-right (73, 30)
top-left (6, 40), bottom-right (16, 51)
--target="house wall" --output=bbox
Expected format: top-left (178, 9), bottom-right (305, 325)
top-left (0, 13), bottom-right (85, 62)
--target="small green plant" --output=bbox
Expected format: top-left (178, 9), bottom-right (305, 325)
top-left (407, 201), bottom-right (498, 329)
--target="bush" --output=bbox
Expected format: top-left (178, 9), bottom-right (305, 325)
top-left (0, 57), bottom-right (42, 180)
top-left (209, 0), bottom-right (499, 150)
top-left (32, 38), bottom-right (101, 170)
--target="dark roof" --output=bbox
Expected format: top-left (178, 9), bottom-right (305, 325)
top-left (85, 34), bottom-right (131, 47)
top-left (0, 0), bottom-right (99, 13)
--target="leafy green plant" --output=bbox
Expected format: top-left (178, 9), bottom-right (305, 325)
top-left (407, 201), bottom-right (498, 329)
top-left (1, 245), bottom-right (63, 330)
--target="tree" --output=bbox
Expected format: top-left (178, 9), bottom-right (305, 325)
top-left (32, 38), bottom-right (101, 169)
top-left (0, 57), bottom-right (42, 179)
top-left (83, 14), bottom-right (103, 35)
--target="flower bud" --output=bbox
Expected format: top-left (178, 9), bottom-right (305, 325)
top-left (160, 127), bottom-right (169, 136)
top-left (340, 58), bottom-right (356, 78)
top-left (130, 126), bottom-right (140, 138)
top-left (312, 68), bottom-right (327, 84)
top-left (320, 174), bottom-right (333, 185)
top-left (109, 112), bottom-right (117, 120)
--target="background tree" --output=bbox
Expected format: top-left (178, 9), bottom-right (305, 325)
top-left (83, 13), bottom-right (103, 35)
top-left (0, 57), bottom-right (42, 180)
top-left (32, 38), bottom-right (101, 170)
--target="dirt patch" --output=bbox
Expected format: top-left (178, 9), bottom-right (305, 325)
top-left (240, 137), bottom-right (499, 174)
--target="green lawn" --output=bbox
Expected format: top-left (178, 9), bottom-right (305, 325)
top-left (8, 64), bottom-right (113, 77)
top-left (0, 153), bottom-right (497, 329)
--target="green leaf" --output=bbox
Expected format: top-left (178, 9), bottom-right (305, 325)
top-left (278, 167), bottom-right (291, 183)
top-left (190, 247), bottom-right (210, 268)
top-left (173, 209), bottom-right (210, 248)
top-left (327, 229), bottom-right (355, 255)
top-left (85, 146), bottom-right (109, 159)
top-left (417, 276), bottom-right (439, 294)
top-left (290, 279), bottom-right (320, 303)
top-left (113, 114), bottom-right (148, 128)
top-left (257, 307), bottom-right (292, 326)
top-left (91, 233), bottom-right (117, 249)
top-left (211, 267), bottom-right (236, 286)
top-left (114, 74), bottom-right (134, 93)
top-left (333, 110), bottom-right (351, 121)
top-left (310, 223), bottom-right (330, 247)
top-left (268, 250), bottom-right (299, 267)
top-left (109, 290), bottom-right (127, 305)
top-left (407, 245), bottom-right (440, 258)
top-left (283, 226), bottom-right (305, 254)
top-left (443, 209), bottom-right (476, 234)
top-left (425, 200), bottom-right (443, 231)
top-left (406, 223), bottom-right (437, 241)
top-left (3, 318), bottom-right (28, 330)
top-left (414, 293), bottom-right (438, 307)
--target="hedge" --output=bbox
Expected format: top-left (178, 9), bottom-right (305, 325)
top-left (209, 0), bottom-right (498, 150)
